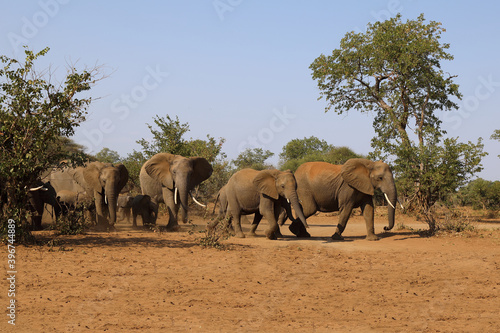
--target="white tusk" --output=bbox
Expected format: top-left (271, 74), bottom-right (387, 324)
top-left (384, 193), bottom-right (396, 210)
top-left (190, 192), bottom-right (206, 208)
top-left (174, 187), bottom-right (178, 205)
top-left (105, 195), bottom-right (108, 205)
top-left (287, 198), bottom-right (290, 204)
top-left (398, 198), bottom-right (404, 210)
top-left (29, 185), bottom-right (44, 191)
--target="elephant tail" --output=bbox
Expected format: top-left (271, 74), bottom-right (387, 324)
top-left (212, 192), bottom-right (221, 215)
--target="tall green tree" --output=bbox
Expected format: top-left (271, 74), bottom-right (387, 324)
top-left (279, 136), bottom-right (361, 172)
top-left (310, 14), bottom-right (486, 231)
top-left (136, 115), bottom-right (190, 159)
top-left (135, 114), bottom-right (227, 200)
top-left (232, 148), bottom-right (274, 170)
top-left (0, 47), bottom-right (97, 240)
top-left (279, 136), bottom-right (332, 161)
top-left (94, 147), bottom-right (121, 164)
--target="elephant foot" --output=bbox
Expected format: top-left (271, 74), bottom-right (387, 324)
top-left (365, 234), bottom-right (380, 241)
top-left (331, 233), bottom-right (344, 241)
top-left (234, 232), bottom-right (246, 238)
top-left (166, 224), bottom-right (181, 232)
top-left (289, 223), bottom-right (311, 238)
top-left (274, 229), bottom-right (284, 238)
top-left (265, 230), bottom-right (278, 240)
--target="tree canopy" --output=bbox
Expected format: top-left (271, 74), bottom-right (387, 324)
top-left (94, 148), bottom-right (121, 164)
top-left (0, 47), bottom-right (97, 239)
top-left (232, 148), bottom-right (274, 171)
top-left (310, 14), bottom-right (486, 231)
top-left (279, 136), bottom-right (361, 172)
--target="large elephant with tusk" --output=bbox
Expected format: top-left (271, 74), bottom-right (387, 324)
top-left (282, 159), bottom-right (401, 241)
top-left (47, 162), bottom-right (129, 229)
top-left (27, 180), bottom-right (61, 230)
top-left (139, 153), bottom-right (213, 230)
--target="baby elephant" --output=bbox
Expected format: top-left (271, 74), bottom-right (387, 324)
top-left (132, 195), bottom-right (158, 227)
top-left (117, 195), bottom-right (134, 223)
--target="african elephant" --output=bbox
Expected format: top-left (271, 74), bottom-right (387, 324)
top-left (210, 184), bottom-right (257, 234)
top-left (132, 195), bottom-right (158, 227)
top-left (215, 168), bottom-right (308, 240)
top-left (285, 159), bottom-right (398, 241)
top-left (57, 190), bottom-right (95, 222)
top-left (212, 185), bottom-right (228, 220)
top-left (140, 153), bottom-right (213, 230)
top-left (27, 181), bottom-right (61, 230)
top-left (117, 194), bottom-right (134, 223)
top-left (72, 162), bottom-right (129, 228)
top-left (48, 162), bottom-right (129, 228)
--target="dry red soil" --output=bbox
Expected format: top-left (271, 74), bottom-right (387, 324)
top-left (2, 211), bottom-right (499, 332)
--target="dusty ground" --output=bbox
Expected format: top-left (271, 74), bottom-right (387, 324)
top-left (2, 210), bottom-right (500, 332)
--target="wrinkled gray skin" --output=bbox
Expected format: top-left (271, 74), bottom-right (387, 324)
top-left (212, 185), bottom-right (228, 220)
top-left (140, 153), bottom-right (213, 230)
top-left (47, 162), bottom-right (129, 228)
top-left (27, 181), bottom-right (61, 230)
top-left (131, 194), bottom-right (158, 227)
top-left (213, 169), bottom-right (308, 240)
top-left (283, 159), bottom-right (397, 241)
top-left (117, 195), bottom-right (134, 223)
top-left (57, 190), bottom-right (93, 207)
top-left (57, 190), bottom-right (95, 223)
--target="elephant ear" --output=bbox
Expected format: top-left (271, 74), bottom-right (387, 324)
top-left (253, 169), bottom-right (280, 200)
top-left (341, 159), bottom-right (374, 196)
top-left (114, 163), bottom-right (129, 192)
top-left (144, 153), bottom-right (176, 189)
top-left (190, 157), bottom-right (213, 187)
top-left (82, 162), bottom-right (105, 193)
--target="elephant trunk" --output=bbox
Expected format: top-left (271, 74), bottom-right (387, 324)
top-left (286, 191), bottom-right (308, 229)
top-left (105, 184), bottom-right (118, 225)
top-left (383, 187), bottom-right (397, 231)
top-left (176, 181), bottom-right (190, 223)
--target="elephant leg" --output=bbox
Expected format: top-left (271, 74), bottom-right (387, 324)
top-left (361, 201), bottom-right (379, 241)
top-left (260, 199), bottom-right (279, 240)
top-left (231, 211), bottom-right (245, 238)
top-left (32, 215), bottom-right (42, 231)
top-left (132, 210), bottom-right (138, 228)
top-left (273, 208), bottom-right (284, 238)
top-left (164, 191), bottom-right (180, 230)
top-left (332, 205), bottom-right (354, 241)
top-left (248, 213), bottom-right (263, 237)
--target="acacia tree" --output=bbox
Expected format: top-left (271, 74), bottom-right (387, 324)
top-left (0, 48), bottom-right (97, 240)
top-left (310, 14), bottom-right (486, 231)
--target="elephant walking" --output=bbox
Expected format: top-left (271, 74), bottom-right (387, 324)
top-left (47, 162), bottom-right (129, 229)
top-left (214, 169), bottom-right (308, 240)
top-left (27, 181), bottom-right (61, 230)
top-left (117, 195), bottom-right (134, 223)
top-left (284, 159), bottom-right (398, 241)
top-left (131, 195), bottom-right (158, 227)
top-left (140, 153), bottom-right (213, 230)
top-left (57, 190), bottom-right (95, 223)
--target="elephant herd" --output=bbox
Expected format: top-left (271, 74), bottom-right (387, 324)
top-left (33, 153), bottom-right (399, 241)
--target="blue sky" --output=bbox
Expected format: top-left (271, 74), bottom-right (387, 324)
top-left (1, 0), bottom-right (499, 180)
